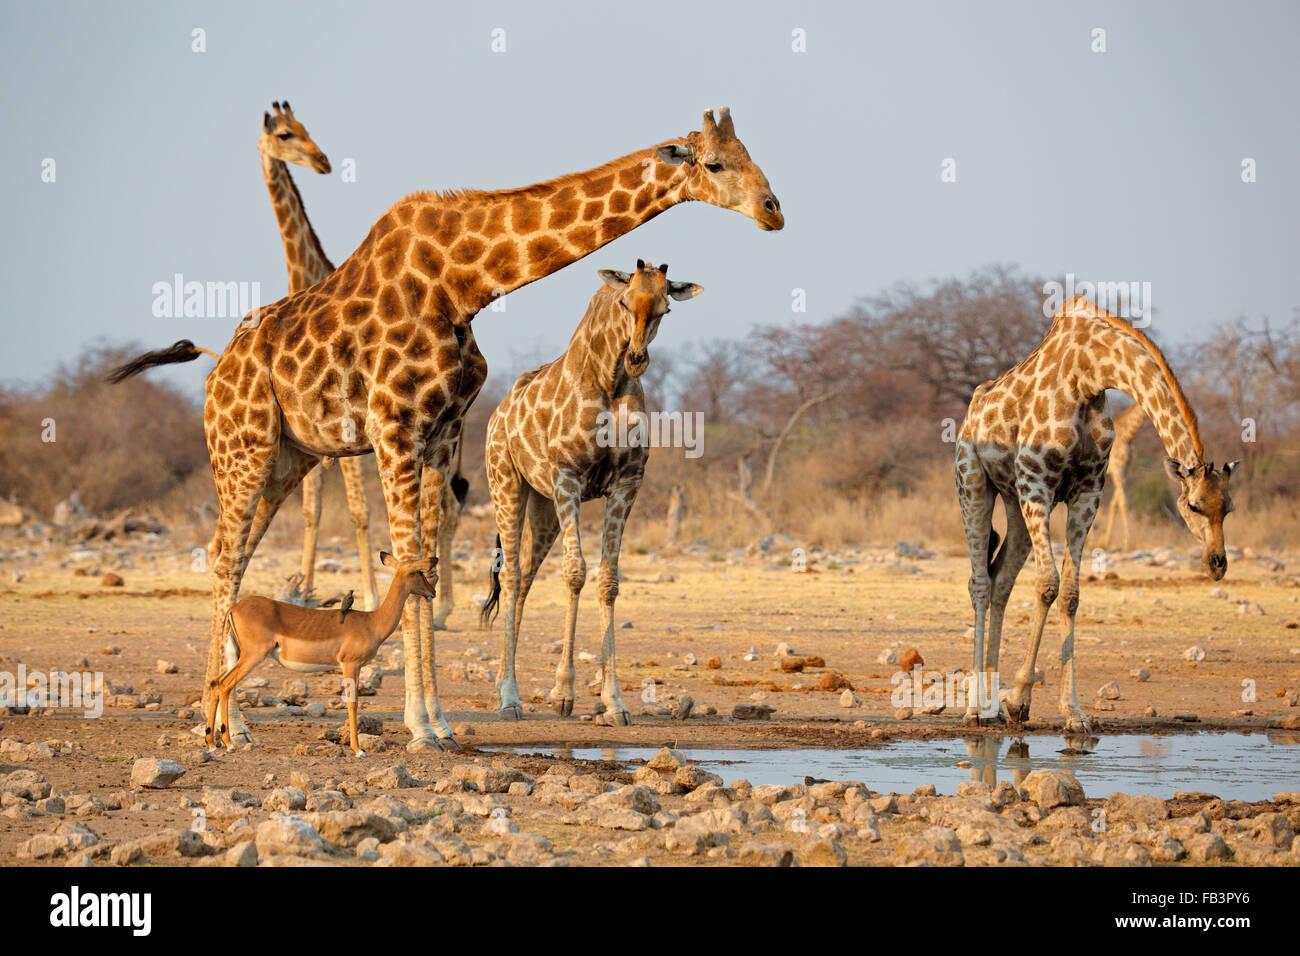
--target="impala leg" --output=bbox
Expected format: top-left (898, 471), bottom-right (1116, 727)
top-left (340, 659), bottom-right (365, 756)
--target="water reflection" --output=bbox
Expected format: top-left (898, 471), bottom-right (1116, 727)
top-left (506, 731), bottom-right (1293, 802)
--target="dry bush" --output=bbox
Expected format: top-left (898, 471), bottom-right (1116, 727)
top-left (0, 346), bottom-right (208, 518)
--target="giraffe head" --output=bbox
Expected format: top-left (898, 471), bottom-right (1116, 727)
top-left (259, 100), bottom-right (331, 174)
top-left (1163, 459), bottom-right (1240, 580)
top-left (597, 260), bottom-right (702, 377)
top-left (656, 108), bottom-right (784, 231)
top-left (379, 551), bottom-right (438, 599)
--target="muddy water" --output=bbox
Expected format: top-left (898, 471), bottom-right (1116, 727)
top-left (511, 732), bottom-right (1299, 802)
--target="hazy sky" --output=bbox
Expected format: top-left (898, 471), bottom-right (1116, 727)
top-left (2, 0), bottom-right (1296, 400)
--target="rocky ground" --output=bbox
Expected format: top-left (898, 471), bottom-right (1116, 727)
top-left (1, 518), bottom-right (1298, 866)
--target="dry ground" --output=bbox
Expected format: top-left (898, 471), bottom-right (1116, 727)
top-left (1, 516), bottom-right (1298, 866)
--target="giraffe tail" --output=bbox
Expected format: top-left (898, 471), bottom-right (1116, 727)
top-left (987, 528), bottom-right (1002, 574)
top-left (106, 339), bottom-right (214, 383)
top-left (480, 534), bottom-right (502, 627)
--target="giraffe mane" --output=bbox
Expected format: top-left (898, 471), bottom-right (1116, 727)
top-left (1063, 296), bottom-right (1203, 460)
top-left (281, 168), bottom-right (334, 272)
top-left (401, 139), bottom-right (688, 206)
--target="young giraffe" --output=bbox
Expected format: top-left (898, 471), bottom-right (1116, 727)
top-left (480, 260), bottom-right (702, 724)
top-left (258, 100), bottom-right (379, 612)
top-left (955, 297), bottom-right (1238, 734)
top-left (1099, 402), bottom-right (1146, 550)
top-left (112, 108), bottom-right (781, 750)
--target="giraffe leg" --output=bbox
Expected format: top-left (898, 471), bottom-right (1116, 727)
top-left (330, 455), bottom-right (380, 612)
top-left (373, 446), bottom-right (442, 749)
top-left (431, 473), bottom-right (461, 628)
top-left (506, 499), bottom-right (563, 714)
top-left (416, 462), bottom-right (456, 745)
top-left (338, 456), bottom-right (381, 611)
top-left (1058, 490), bottom-right (1102, 735)
top-left (594, 479), bottom-right (638, 724)
top-left (486, 448), bottom-right (527, 720)
top-left (300, 464), bottom-right (323, 593)
top-left (1116, 482), bottom-right (1131, 552)
top-left (984, 497), bottom-right (1032, 719)
top-left (1003, 492), bottom-right (1059, 723)
top-left (955, 441), bottom-right (995, 725)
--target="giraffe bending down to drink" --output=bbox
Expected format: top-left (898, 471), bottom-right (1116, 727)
top-left (481, 261), bottom-right (702, 724)
top-left (955, 297), bottom-right (1238, 734)
top-left (110, 107), bottom-right (782, 750)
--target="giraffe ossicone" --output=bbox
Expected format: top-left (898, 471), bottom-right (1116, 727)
top-left (955, 296), bottom-right (1237, 735)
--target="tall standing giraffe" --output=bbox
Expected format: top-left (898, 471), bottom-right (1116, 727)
top-left (480, 260), bottom-right (702, 725)
top-left (257, 100), bottom-right (379, 612)
top-left (955, 297), bottom-right (1237, 734)
top-left (112, 107), bottom-right (783, 750)
top-left (1099, 402), bottom-right (1146, 550)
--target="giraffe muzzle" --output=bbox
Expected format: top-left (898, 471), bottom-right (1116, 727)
top-left (625, 348), bottom-right (649, 377)
top-left (312, 153), bottom-right (332, 174)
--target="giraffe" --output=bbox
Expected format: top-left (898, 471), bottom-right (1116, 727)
top-left (110, 107), bottom-right (782, 750)
top-left (480, 260), bottom-right (702, 724)
top-left (954, 296), bottom-right (1238, 735)
top-left (1099, 402), bottom-right (1146, 550)
top-left (257, 100), bottom-right (380, 613)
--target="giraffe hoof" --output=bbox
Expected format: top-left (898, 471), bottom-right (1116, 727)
top-left (406, 736), bottom-right (442, 753)
top-left (553, 698), bottom-right (574, 717)
top-left (595, 709), bottom-right (632, 727)
top-left (1005, 704), bottom-right (1030, 723)
top-left (1065, 716), bottom-right (1092, 736)
top-left (436, 735), bottom-right (462, 752)
top-left (230, 731), bottom-right (254, 747)
top-left (962, 712), bottom-right (983, 728)
top-left (497, 703), bottom-right (524, 721)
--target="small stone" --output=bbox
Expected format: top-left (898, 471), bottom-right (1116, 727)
top-left (130, 757), bottom-right (186, 789)
top-left (1184, 646), bottom-right (1207, 662)
top-left (1019, 769), bottom-right (1086, 809)
top-left (899, 648), bottom-right (924, 672)
top-left (839, 689), bottom-right (860, 708)
top-left (365, 764), bottom-right (418, 789)
top-left (156, 660), bottom-right (178, 674)
top-left (1131, 668), bottom-right (1150, 682)
top-left (894, 707), bottom-right (913, 720)
top-left (1096, 680), bottom-right (1121, 700)
top-left (892, 826), bottom-right (964, 866)
top-left (101, 573), bottom-right (124, 587)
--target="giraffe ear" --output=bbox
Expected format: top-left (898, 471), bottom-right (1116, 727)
top-left (657, 144), bottom-right (694, 167)
top-left (263, 112), bottom-right (273, 132)
top-left (598, 269), bottom-right (632, 292)
top-left (1163, 458), bottom-right (1192, 482)
top-left (1222, 459), bottom-right (1241, 478)
top-left (668, 281), bottom-right (703, 301)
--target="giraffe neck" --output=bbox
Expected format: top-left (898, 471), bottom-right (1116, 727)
top-left (1058, 311), bottom-right (1202, 466)
top-left (409, 144), bottom-right (691, 318)
top-left (564, 288), bottom-right (632, 395)
top-left (260, 151), bottom-right (334, 293)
